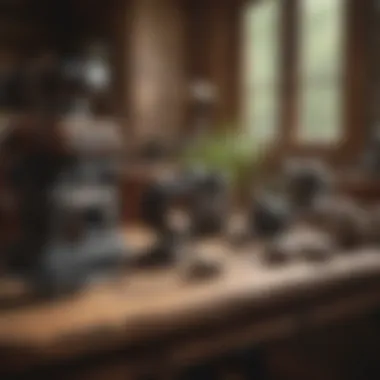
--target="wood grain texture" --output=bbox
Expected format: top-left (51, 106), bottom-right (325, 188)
top-left (128, 0), bottom-right (186, 147)
top-left (1, 228), bottom-right (380, 374)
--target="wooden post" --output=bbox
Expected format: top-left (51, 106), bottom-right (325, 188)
top-left (128, 0), bottom-right (186, 149)
top-left (340, 0), bottom-right (372, 163)
top-left (280, 0), bottom-right (299, 151)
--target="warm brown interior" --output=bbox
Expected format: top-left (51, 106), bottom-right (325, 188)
top-left (2, 0), bottom-right (376, 159)
top-left (2, 1), bottom-right (380, 379)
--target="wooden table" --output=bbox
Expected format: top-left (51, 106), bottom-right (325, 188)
top-left (2, 232), bottom-right (380, 379)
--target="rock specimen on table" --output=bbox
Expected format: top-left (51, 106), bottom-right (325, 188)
top-left (283, 158), bottom-right (332, 212)
top-left (183, 256), bottom-right (222, 282)
top-left (310, 196), bottom-right (370, 250)
top-left (263, 229), bottom-right (334, 265)
top-left (178, 240), bottom-right (223, 282)
top-left (225, 213), bottom-right (251, 247)
top-left (264, 238), bottom-right (291, 265)
top-left (250, 192), bottom-right (292, 239)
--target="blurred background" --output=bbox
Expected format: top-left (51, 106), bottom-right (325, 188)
top-left (2, 0), bottom-right (377, 217)
top-left (2, 0), bottom-right (380, 379)
top-left (0, 0), bottom-right (366, 153)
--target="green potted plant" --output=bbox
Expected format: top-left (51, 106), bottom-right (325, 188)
top-left (181, 123), bottom-right (269, 207)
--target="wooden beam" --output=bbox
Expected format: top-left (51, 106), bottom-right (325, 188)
top-left (128, 0), bottom-right (186, 148)
top-left (280, 0), bottom-right (299, 150)
top-left (340, 0), bottom-right (372, 163)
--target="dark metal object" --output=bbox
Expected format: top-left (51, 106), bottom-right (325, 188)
top-left (140, 169), bottom-right (228, 265)
top-left (142, 169), bottom-right (228, 235)
top-left (1, 117), bottom-right (126, 295)
top-left (0, 54), bottom-right (126, 295)
top-left (1, 115), bottom-right (73, 272)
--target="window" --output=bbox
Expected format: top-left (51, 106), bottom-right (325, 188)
top-left (297, 0), bottom-right (345, 144)
top-left (243, 0), bottom-right (281, 144)
top-left (243, 0), bottom-right (346, 148)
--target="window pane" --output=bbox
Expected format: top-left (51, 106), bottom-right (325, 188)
top-left (300, 0), bottom-right (344, 78)
top-left (243, 0), bottom-right (280, 144)
top-left (246, 87), bottom-right (280, 142)
top-left (298, 0), bottom-right (344, 144)
top-left (298, 83), bottom-right (342, 143)
top-left (245, 0), bottom-right (280, 86)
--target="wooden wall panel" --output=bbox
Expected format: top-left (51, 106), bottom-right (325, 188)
top-left (209, 0), bottom-right (242, 126)
top-left (279, 0), bottom-right (299, 150)
top-left (365, 0), bottom-right (380, 144)
top-left (184, 0), bottom-right (243, 130)
top-left (339, 0), bottom-right (372, 164)
top-left (128, 0), bottom-right (186, 148)
top-left (1, 0), bottom-right (244, 146)
top-left (0, 0), bottom-right (47, 59)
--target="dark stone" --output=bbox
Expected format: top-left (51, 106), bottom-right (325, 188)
top-left (284, 159), bottom-right (332, 211)
top-left (311, 197), bottom-right (370, 250)
top-left (263, 229), bottom-right (334, 265)
top-left (184, 257), bottom-right (222, 282)
top-left (302, 243), bottom-right (332, 263)
top-left (264, 240), bottom-right (290, 265)
top-left (250, 193), bottom-right (291, 239)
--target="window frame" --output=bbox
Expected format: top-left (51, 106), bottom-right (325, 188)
top-left (242, 0), bottom-right (282, 144)
top-left (296, 0), bottom-right (346, 147)
top-left (243, 0), bottom-right (372, 160)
